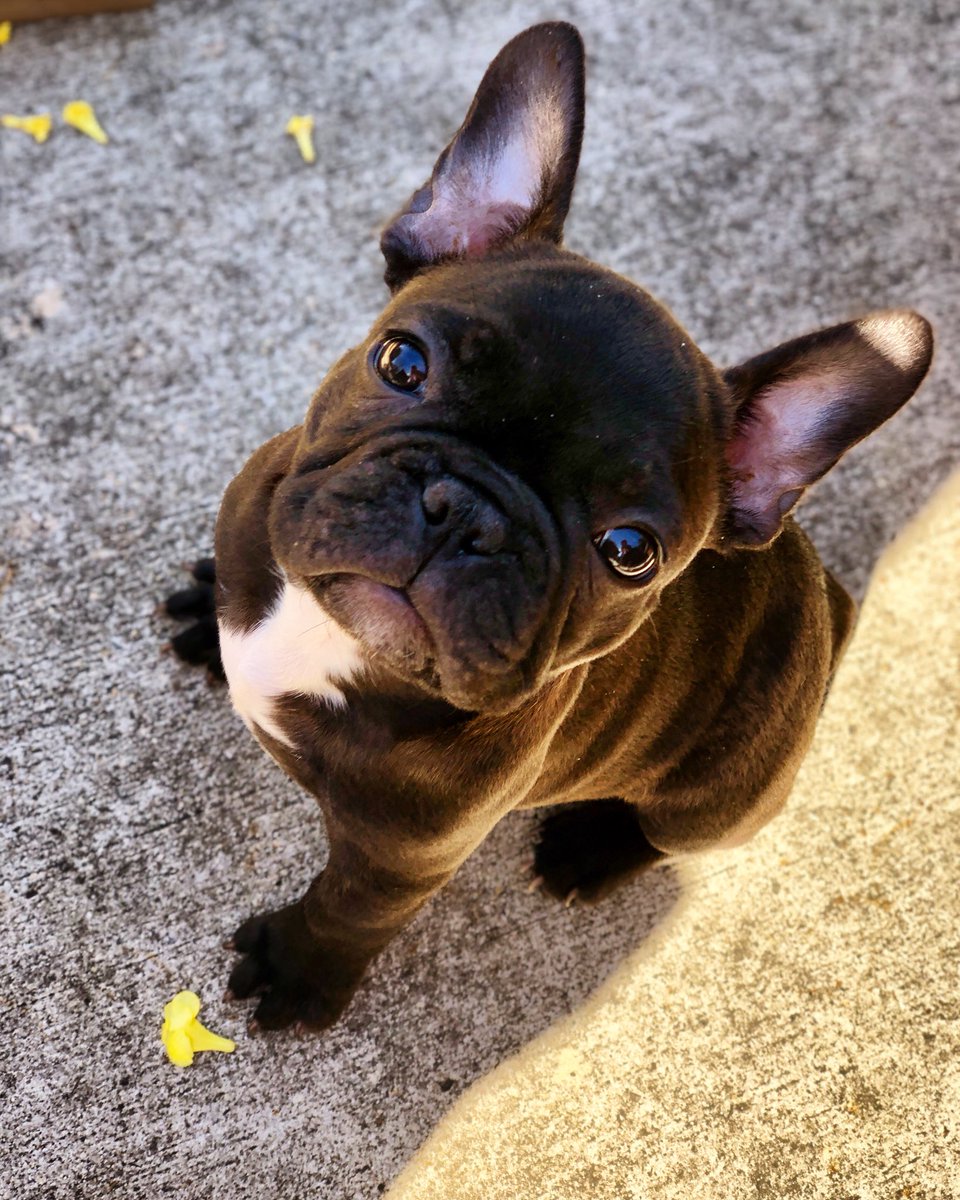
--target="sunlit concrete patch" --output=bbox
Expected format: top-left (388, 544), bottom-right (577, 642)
top-left (388, 471), bottom-right (960, 1199)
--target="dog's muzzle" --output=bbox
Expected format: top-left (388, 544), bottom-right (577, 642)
top-left (267, 434), bottom-right (562, 710)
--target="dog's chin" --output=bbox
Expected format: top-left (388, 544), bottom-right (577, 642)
top-left (310, 574), bottom-right (533, 713)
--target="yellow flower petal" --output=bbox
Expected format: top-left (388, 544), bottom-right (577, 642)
top-left (285, 114), bottom-right (316, 164)
top-left (186, 1020), bottom-right (236, 1055)
top-left (2, 114), bottom-right (53, 144)
top-left (162, 1027), bottom-right (195, 1068)
top-left (0, 22), bottom-right (12, 47)
top-left (62, 100), bottom-right (108, 145)
top-left (162, 990), bottom-right (201, 1030)
top-left (161, 991), bottom-right (234, 1066)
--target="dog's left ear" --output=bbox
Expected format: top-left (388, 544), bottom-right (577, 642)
top-left (380, 22), bottom-right (585, 291)
top-left (722, 310), bottom-right (933, 547)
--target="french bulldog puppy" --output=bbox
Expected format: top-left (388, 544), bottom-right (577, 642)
top-left (165, 22), bottom-right (932, 1033)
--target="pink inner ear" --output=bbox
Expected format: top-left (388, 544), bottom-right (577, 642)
top-left (726, 373), bottom-right (839, 523)
top-left (408, 93), bottom-right (567, 260)
top-left (409, 194), bottom-right (531, 261)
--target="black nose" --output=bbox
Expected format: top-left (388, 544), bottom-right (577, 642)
top-left (421, 477), bottom-right (507, 556)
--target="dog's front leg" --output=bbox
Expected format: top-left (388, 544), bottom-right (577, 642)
top-left (226, 821), bottom-right (461, 1033)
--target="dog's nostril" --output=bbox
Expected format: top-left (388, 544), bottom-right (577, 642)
top-left (462, 515), bottom-right (507, 556)
top-left (422, 477), bottom-right (507, 554)
top-left (421, 480), bottom-right (451, 525)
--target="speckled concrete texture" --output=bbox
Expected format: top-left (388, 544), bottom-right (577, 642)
top-left (0, 1), bottom-right (957, 1197)
top-left (388, 470), bottom-right (960, 1198)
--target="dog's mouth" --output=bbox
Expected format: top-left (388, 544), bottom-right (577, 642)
top-left (311, 570), bottom-right (538, 710)
top-left (312, 574), bottom-right (442, 690)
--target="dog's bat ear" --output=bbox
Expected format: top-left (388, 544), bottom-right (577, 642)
top-left (380, 22), bottom-right (585, 291)
top-left (721, 310), bottom-right (933, 548)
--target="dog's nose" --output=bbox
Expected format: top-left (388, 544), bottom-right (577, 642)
top-left (421, 477), bottom-right (507, 556)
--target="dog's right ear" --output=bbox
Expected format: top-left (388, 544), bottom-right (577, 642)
top-left (380, 22), bottom-right (585, 291)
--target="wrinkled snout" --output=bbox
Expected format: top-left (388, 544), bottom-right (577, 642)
top-left (272, 443), bottom-right (519, 586)
top-left (267, 436), bottom-right (563, 710)
top-left (421, 476), bottom-right (508, 557)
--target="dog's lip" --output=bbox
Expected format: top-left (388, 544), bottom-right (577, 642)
top-left (308, 569), bottom-right (525, 698)
top-left (309, 572), bottom-right (438, 664)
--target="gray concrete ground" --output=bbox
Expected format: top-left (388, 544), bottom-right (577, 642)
top-left (0, 1), bottom-right (956, 1197)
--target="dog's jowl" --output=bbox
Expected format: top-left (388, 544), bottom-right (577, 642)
top-left (165, 22), bottom-right (933, 1032)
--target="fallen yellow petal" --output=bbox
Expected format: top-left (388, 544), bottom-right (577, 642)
top-left (0, 21), bottom-right (12, 46)
top-left (162, 990), bottom-right (201, 1030)
top-left (161, 990), bottom-right (235, 1067)
top-left (163, 1028), bottom-right (195, 1068)
top-left (2, 114), bottom-right (53, 144)
top-left (62, 100), bottom-right (108, 145)
top-left (285, 113), bottom-right (316, 164)
top-left (187, 1022), bottom-right (236, 1054)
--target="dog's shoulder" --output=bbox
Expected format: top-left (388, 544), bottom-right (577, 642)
top-left (215, 426), bottom-right (302, 632)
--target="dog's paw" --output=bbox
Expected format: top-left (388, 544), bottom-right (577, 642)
top-left (225, 903), bottom-right (359, 1033)
top-left (533, 799), bottom-right (663, 904)
top-left (161, 557), bottom-right (224, 682)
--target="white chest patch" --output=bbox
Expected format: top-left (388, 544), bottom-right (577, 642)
top-left (219, 579), bottom-right (363, 749)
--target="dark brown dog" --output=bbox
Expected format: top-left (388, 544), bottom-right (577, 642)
top-left (166, 22), bottom-right (932, 1032)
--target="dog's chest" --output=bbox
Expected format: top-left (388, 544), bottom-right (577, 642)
top-left (219, 580), bottom-right (362, 748)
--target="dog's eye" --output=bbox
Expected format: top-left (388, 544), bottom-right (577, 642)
top-left (375, 337), bottom-right (428, 392)
top-left (593, 527), bottom-right (662, 582)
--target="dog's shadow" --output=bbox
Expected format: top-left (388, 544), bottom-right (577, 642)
top-left (280, 809), bottom-right (683, 1187)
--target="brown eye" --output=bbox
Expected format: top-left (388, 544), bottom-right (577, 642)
top-left (593, 527), bottom-right (662, 582)
top-left (375, 337), bottom-right (428, 392)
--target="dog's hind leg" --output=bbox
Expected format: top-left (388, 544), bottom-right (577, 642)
top-left (162, 557), bottom-right (224, 682)
top-left (533, 799), bottom-right (664, 903)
